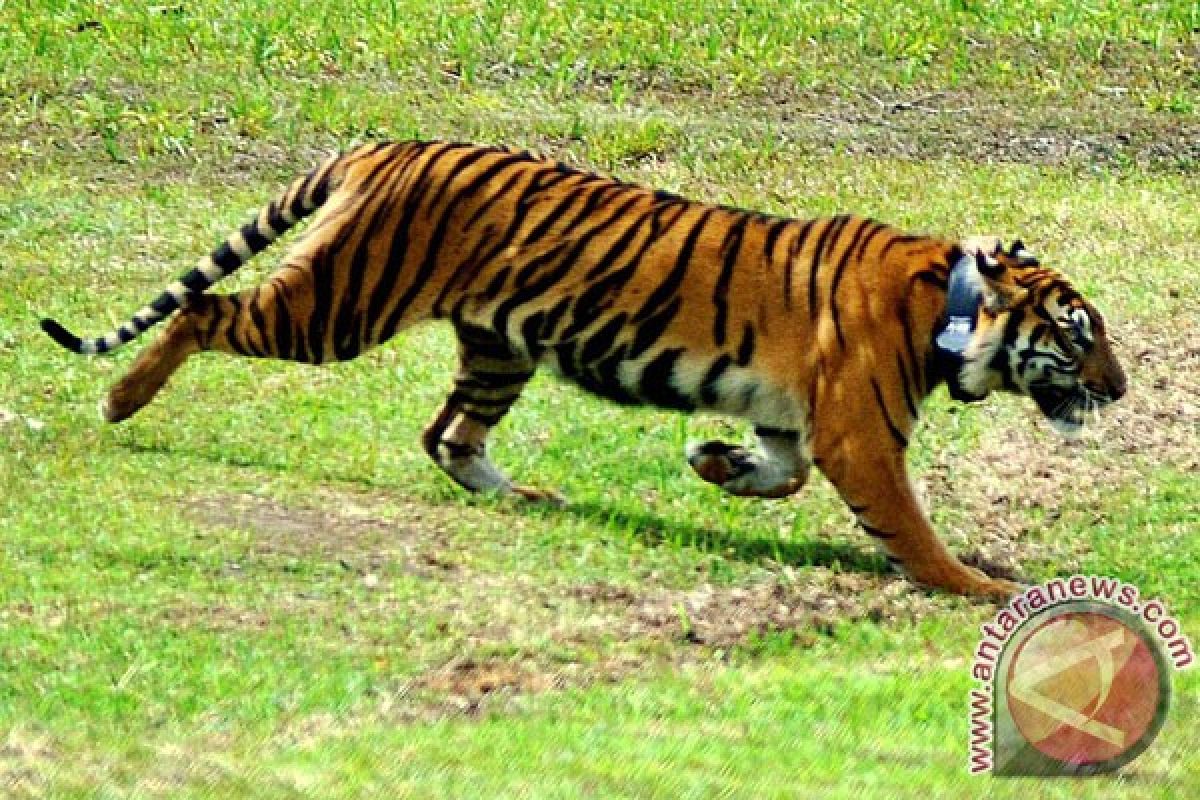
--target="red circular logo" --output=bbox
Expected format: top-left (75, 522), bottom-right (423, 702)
top-left (1005, 608), bottom-right (1167, 768)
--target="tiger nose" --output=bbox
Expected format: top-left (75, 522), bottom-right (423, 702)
top-left (1109, 371), bottom-right (1127, 401)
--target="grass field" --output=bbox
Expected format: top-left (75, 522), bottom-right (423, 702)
top-left (2, 1), bottom-right (1198, 796)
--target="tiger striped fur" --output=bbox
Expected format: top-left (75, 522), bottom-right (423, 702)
top-left (41, 141), bottom-right (1127, 598)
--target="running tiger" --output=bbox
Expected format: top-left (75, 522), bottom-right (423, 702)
top-left (41, 141), bottom-right (1127, 598)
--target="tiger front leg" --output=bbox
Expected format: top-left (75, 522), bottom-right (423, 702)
top-left (686, 426), bottom-right (811, 499)
top-left (817, 432), bottom-right (1020, 599)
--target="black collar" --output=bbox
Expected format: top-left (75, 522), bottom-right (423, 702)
top-left (932, 251), bottom-right (988, 403)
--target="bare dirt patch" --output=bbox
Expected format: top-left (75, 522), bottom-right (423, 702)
top-left (753, 86), bottom-right (1199, 171)
top-left (592, 568), bottom-right (941, 648)
top-left (0, 727), bottom-right (57, 798)
top-left (180, 489), bottom-right (953, 718)
top-left (157, 604), bottom-right (273, 633)
top-left (923, 316), bottom-right (1200, 575)
top-left (1102, 321), bottom-right (1200, 469)
top-left (186, 491), bottom-right (467, 580)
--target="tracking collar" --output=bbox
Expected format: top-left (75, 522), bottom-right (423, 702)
top-left (932, 251), bottom-right (988, 403)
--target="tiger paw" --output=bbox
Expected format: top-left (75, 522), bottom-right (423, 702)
top-left (685, 440), bottom-right (805, 499)
top-left (977, 576), bottom-right (1025, 601)
top-left (934, 567), bottom-right (1024, 601)
top-left (686, 440), bottom-right (755, 486)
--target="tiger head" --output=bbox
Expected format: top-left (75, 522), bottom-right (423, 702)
top-left (949, 236), bottom-right (1127, 437)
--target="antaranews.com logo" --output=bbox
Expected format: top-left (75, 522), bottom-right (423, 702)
top-left (967, 575), bottom-right (1193, 776)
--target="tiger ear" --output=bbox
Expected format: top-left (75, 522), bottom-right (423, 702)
top-left (1005, 239), bottom-right (1040, 266)
top-left (973, 251), bottom-right (1028, 313)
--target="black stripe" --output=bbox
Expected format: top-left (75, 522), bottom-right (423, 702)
top-left (897, 302), bottom-right (926, 396)
top-left (199, 298), bottom-right (222, 347)
top-left (305, 249), bottom-right (339, 364)
top-left (870, 377), bottom-right (908, 448)
top-left (879, 234), bottom-right (922, 260)
top-left (302, 150), bottom-right (342, 210)
top-left (853, 219), bottom-right (889, 262)
top-left (456, 323), bottom-right (512, 358)
top-left (288, 166), bottom-right (321, 217)
top-left (808, 215), bottom-right (850, 321)
top-left (828, 218), bottom-right (873, 350)
top-left (223, 295), bottom-right (251, 356)
top-left (553, 340), bottom-right (580, 378)
top-left (712, 214), bottom-right (748, 347)
top-left (457, 367), bottom-right (534, 389)
top-left (582, 204), bottom-right (662, 281)
top-left (240, 220), bottom-right (271, 253)
top-left (272, 281), bottom-right (294, 361)
top-left (638, 348), bottom-right (694, 411)
top-left (557, 273), bottom-right (623, 342)
top-left (518, 177), bottom-right (598, 246)
top-left (180, 269), bottom-right (212, 292)
top-left (895, 353), bottom-right (919, 419)
top-left (303, 200), bottom-right (367, 359)
top-left (513, 239), bottom-right (575, 292)
top-left (463, 166), bottom-right (527, 230)
top-left (265, 198), bottom-right (290, 235)
top-left (481, 266), bottom-right (512, 301)
top-left (699, 354), bottom-right (733, 406)
top-left (556, 207), bottom-right (665, 342)
top-left (489, 243), bottom-right (573, 335)
top-left (633, 208), bottom-right (713, 324)
top-left (586, 345), bottom-right (639, 405)
top-left (518, 310), bottom-right (545, 355)
top-left (628, 296), bottom-right (680, 360)
top-left (535, 296), bottom-right (573, 344)
top-left (423, 146), bottom-right (503, 220)
top-left (453, 379), bottom-right (530, 400)
top-left (246, 287), bottom-right (270, 358)
top-left (861, 523), bottom-right (897, 539)
top-left (735, 322), bottom-right (755, 367)
top-left (439, 222), bottom-right (504, 312)
top-left (913, 269), bottom-right (948, 290)
top-left (579, 313), bottom-right (629, 365)
top-left (762, 217), bottom-right (790, 269)
top-left (783, 219), bottom-right (816, 311)
top-left (150, 292), bottom-right (178, 314)
top-left (439, 169), bottom-right (578, 310)
top-left (974, 251), bottom-right (1004, 279)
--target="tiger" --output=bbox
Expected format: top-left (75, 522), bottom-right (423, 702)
top-left (40, 140), bottom-right (1127, 599)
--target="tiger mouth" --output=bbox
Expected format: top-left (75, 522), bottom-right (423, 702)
top-left (1030, 384), bottom-right (1111, 437)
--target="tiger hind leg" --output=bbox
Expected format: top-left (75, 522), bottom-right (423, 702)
top-left (102, 267), bottom-right (372, 422)
top-left (686, 426), bottom-right (811, 499)
top-left (422, 326), bottom-right (562, 504)
top-left (101, 302), bottom-right (204, 423)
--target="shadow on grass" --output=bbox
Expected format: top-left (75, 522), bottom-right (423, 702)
top-left (532, 498), bottom-right (891, 577)
top-left (120, 439), bottom-right (889, 576)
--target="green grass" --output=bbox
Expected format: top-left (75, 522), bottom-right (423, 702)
top-left (2, 1), bottom-right (1198, 797)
